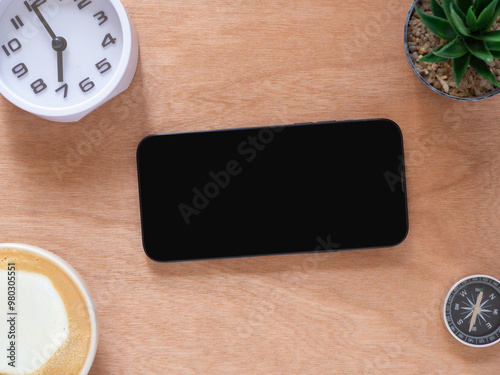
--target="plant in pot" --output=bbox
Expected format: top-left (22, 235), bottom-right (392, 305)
top-left (405, 0), bottom-right (500, 100)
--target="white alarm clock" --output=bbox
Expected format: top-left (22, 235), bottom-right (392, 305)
top-left (0, 0), bottom-right (138, 122)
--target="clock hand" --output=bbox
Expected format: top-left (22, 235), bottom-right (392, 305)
top-left (57, 51), bottom-right (63, 82)
top-left (469, 289), bottom-right (484, 333)
top-left (32, 3), bottom-right (56, 40)
top-left (32, 2), bottom-right (68, 82)
top-left (53, 38), bottom-right (67, 82)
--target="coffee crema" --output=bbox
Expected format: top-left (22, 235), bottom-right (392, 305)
top-left (0, 248), bottom-right (92, 375)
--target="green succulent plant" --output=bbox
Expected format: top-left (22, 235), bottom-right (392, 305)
top-left (416, 0), bottom-right (500, 88)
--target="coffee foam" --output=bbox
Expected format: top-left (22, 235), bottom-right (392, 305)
top-left (0, 270), bottom-right (69, 373)
top-left (0, 249), bottom-right (91, 375)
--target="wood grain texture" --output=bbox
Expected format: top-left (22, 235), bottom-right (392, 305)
top-left (1, 0), bottom-right (500, 373)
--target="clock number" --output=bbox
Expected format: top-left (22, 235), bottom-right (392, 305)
top-left (24, 1), bottom-right (33, 12)
top-left (26, 0), bottom-right (46, 12)
top-left (93, 11), bottom-right (108, 26)
top-left (79, 77), bottom-right (95, 93)
top-left (12, 63), bottom-right (28, 79)
top-left (32, 0), bottom-right (47, 8)
top-left (2, 38), bottom-right (22, 57)
top-left (11, 16), bottom-right (24, 30)
top-left (31, 78), bottom-right (47, 94)
top-left (9, 39), bottom-right (22, 52)
top-left (96, 58), bottom-right (112, 74)
top-left (76, 0), bottom-right (92, 10)
top-left (102, 33), bottom-right (117, 48)
top-left (56, 83), bottom-right (68, 99)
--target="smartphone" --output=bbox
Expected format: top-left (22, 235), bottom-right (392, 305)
top-left (137, 119), bottom-right (408, 262)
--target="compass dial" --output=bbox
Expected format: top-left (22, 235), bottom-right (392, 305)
top-left (444, 275), bottom-right (500, 347)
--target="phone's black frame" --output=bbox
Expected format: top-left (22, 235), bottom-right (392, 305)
top-left (137, 118), bottom-right (409, 262)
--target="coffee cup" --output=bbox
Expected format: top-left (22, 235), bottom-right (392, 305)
top-left (0, 243), bottom-right (98, 374)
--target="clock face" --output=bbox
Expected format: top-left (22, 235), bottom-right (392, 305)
top-left (444, 275), bottom-right (500, 347)
top-left (0, 0), bottom-right (124, 110)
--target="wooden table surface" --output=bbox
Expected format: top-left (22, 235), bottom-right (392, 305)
top-left (1, 0), bottom-right (500, 373)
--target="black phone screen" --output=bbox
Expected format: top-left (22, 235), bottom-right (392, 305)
top-left (137, 119), bottom-right (408, 262)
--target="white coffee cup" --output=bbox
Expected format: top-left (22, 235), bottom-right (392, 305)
top-left (0, 243), bottom-right (98, 375)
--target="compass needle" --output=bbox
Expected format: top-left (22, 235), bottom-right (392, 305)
top-left (468, 290), bottom-right (484, 332)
